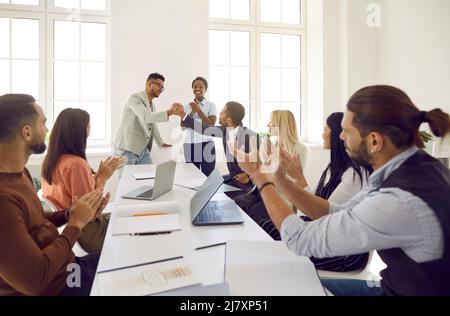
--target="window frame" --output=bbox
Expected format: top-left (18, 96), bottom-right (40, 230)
top-left (0, 0), bottom-right (111, 148)
top-left (47, 12), bottom-right (111, 147)
top-left (47, 0), bottom-right (111, 17)
top-left (0, 10), bottom-right (45, 105)
top-left (208, 0), bottom-right (306, 136)
top-left (0, 0), bottom-right (45, 12)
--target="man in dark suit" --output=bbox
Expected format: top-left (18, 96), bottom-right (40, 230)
top-left (181, 101), bottom-right (259, 192)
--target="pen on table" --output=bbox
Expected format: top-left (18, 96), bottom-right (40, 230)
top-left (132, 212), bottom-right (168, 217)
top-left (130, 231), bottom-right (173, 236)
top-left (195, 242), bottom-right (226, 251)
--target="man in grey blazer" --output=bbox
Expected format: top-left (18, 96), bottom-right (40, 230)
top-left (114, 73), bottom-right (184, 169)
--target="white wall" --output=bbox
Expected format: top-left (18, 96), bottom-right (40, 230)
top-left (111, 0), bottom-right (209, 146)
top-left (377, 0), bottom-right (450, 114)
top-left (320, 0), bottom-right (379, 116)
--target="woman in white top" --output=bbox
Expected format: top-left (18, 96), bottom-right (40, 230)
top-left (182, 77), bottom-right (217, 176)
top-left (234, 110), bottom-right (308, 212)
top-left (264, 110), bottom-right (308, 169)
top-left (258, 112), bottom-right (373, 272)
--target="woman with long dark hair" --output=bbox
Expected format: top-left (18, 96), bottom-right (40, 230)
top-left (256, 112), bottom-right (372, 272)
top-left (42, 108), bottom-right (124, 253)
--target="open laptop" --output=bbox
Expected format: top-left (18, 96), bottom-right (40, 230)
top-left (191, 169), bottom-right (244, 226)
top-left (122, 160), bottom-right (176, 201)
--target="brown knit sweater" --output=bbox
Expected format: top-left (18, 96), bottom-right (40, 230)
top-left (0, 169), bottom-right (80, 296)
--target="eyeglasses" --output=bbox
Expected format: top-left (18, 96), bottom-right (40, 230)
top-left (150, 81), bottom-right (165, 90)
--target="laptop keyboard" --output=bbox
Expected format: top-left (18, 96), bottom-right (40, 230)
top-left (197, 202), bottom-right (226, 222)
top-left (137, 188), bottom-right (154, 198)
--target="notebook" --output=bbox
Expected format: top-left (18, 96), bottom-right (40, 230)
top-left (112, 214), bottom-right (181, 236)
top-left (225, 240), bottom-right (326, 296)
top-left (97, 258), bottom-right (200, 296)
top-left (132, 172), bottom-right (156, 180)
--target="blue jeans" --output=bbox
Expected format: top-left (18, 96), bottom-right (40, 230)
top-left (321, 279), bottom-right (385, 296)
top-left (114, 148), bottom-right (153, 177)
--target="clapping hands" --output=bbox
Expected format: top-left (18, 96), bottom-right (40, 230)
top-left (189, 101), bottom-right (201, 114)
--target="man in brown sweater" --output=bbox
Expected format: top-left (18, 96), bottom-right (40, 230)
top-left (0, 94), bottom-right (109, 296)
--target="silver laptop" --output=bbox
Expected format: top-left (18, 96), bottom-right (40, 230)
top-left (122, 160), bottom-right (176, 201)
top-left (191, 169), bottom-right (244, 226)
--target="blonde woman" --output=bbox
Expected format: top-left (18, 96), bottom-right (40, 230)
top-left (264, 110), bottom-right (307, 170)
top-left (234, 110), bottom-right (307, 214)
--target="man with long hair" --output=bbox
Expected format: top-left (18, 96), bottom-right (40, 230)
top-left (233, 85), bottom-right (450, 296)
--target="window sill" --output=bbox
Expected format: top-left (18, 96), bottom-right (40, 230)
top-left (27, 146), bottom-right (112, 166)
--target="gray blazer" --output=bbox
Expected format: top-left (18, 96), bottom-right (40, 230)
top-left (114, 91), bottom-right (168, 155)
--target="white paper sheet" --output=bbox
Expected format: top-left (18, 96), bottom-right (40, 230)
top-left (225, 240), bottom-right (326, 296)
top-left (113, 214), bottom-right (181, 236)
top-left (114, 201), bottom-right (179, 217)
top-left (132, 172), bottom-right (156, 180)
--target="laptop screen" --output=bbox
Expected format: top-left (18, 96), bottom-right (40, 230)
top-left (190, 169), bottom-right (224, 220)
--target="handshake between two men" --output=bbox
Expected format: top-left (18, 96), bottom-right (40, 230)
top-left (167, 103), bottom-right (186, 119)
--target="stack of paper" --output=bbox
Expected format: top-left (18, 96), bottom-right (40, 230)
top-left (97, 258), bottom-right (200, 296)
top-left (114, 202), bottom-right (179, 217)
top-left (225, 240), bottom-right (326, 296)
top-left (132, 172), bottom-right (156, 180)
top-left (113, 214), bottom-right (181, 236)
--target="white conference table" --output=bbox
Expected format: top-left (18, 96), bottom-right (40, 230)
top-left (90, 163), bottom-right (272, 296)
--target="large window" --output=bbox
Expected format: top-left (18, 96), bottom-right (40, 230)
top-left (0, 0), bottom-right (110, 146)
top-left (209, 0), bottom-right (305, 134)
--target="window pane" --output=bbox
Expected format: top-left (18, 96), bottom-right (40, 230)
top-left (54, 61), bottom-right (79, 100)
top-left (209, 30), bottom-right (229, 65)
top-left (11, 18), bottom-right (39, 59)
top-left (0, 60), bottom-right (10, 95)
top-left (230, 0), bottom-right (249, 21)
top-left (261, 68), bottom-right (281, 102)
top-left (11, 60), bottom-right (39, 99)
top-left (230, 67), bottom-right (249, 101)
top-left (230, 31), bottom-right (249, 66)
top-left (82, 101), bottom-right (105, 140)
top-left (81, 22), bottom-right (105, 61)
top-left (209, 0), bottom-right (229, 19)
top-left (240, 101), bottom-right (250, 128)
top-left (260, 102), bottom-right (280, 131)
top-left (209, 66), bottom-right (230, 102)
top-left (282, 69), bottom-right (301, 102)
top-left (0, 18), bottom-right (10, 58)
top-left (81, 62), bottom-right (105, 100)
top-left (53, 101), bottom-right (79, 122)
top-left (261, 0), bottom-right (281, 23)
top-left (282, 35), bottom-right (300, 68)
top-left (0, 0), bottom-right (8, 3)
top-left (81, 0), bottom-right (106, 11)
top-left (12, 0), bottom-right (39, 5)
top-left (261, 33), bottom-right (280, 67)
top-left (282, 0), bottom-right (301, 24)
top-left (54, 21), bottom-right (80, 61)
top-left (54, 0), bottom-right (80, 9)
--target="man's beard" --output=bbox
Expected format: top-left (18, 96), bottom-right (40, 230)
top-left (28, 139), bottom-right (47, 154)
top-left (347, 141), bottom-right (372, 166)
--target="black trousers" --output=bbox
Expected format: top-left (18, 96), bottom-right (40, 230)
top-left (184, 141), bottom-right (216, 176)
top-left (59, 252), bottom-right (101, 296)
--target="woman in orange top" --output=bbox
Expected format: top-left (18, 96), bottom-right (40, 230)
top-left (42, 108), bottom-right (124, 253)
